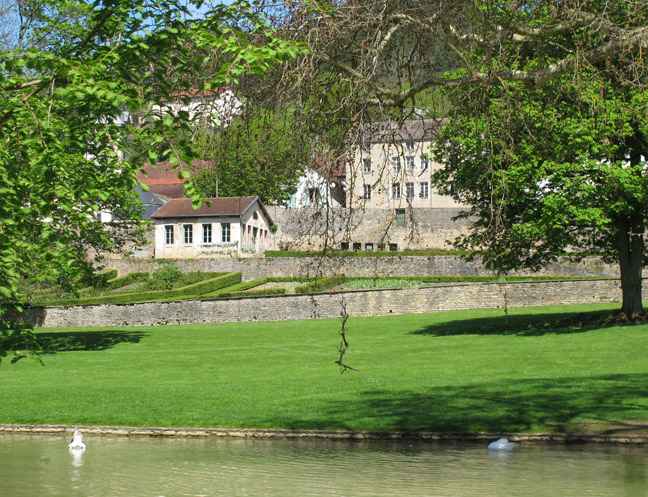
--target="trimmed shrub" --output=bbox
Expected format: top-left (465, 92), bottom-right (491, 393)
top-left (216, 288), bottom-right (287, 298)
top-left (41, 272), bottom-right (242, 305)
top-left (105, 272), bottom-right (150, 291)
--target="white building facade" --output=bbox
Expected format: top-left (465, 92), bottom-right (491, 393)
top-left (152, 196), bottom-right (274, 258)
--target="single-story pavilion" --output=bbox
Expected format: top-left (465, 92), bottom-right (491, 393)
top-left (151, 196), bottom-right (274, 257)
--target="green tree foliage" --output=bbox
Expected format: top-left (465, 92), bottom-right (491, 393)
top-left (0, 0), bottom-right (305, 364)
top-left (431, 2), bottom-right (648, 319)
top-left (191, 106), bottom-right (309, 204)
top-left (264, 0), bottom-right (648, 319)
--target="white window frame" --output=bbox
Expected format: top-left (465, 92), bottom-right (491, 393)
top-left (406, 182), bottom-right (415, 199)
top-left (420, 182), bottom-right (429, 199)
top-left (164, 225), bottom-right (174, 245)
top-left (221, 223), bottom-right (231, 243)
top-left (391, 156), bottom-right (400, 172)
top-left (183, 224), bottom-right (193, 244)
top-left (420, 156), bottom-right (429, 170)
top-left (202, 223), bottom-right (212, 243)
top-left (363, 184), bottom-right (372, 200)
top-left (406, 156), bottom-right (415, 171)
top-left (392, 183), bottom-right (401, 200)
top-left (362, 158), bottom-right (371, 173)
top-left (405, 140), bottom-right (414, 150)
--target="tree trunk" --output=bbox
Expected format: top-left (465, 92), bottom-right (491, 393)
top-left (615, 213), bottom-right (646, 320)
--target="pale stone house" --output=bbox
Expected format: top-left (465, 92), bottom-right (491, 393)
top-left (151, 196), bottom-right (274, 258)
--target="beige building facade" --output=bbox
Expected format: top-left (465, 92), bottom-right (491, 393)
top-left (348, 119), bottom-right (462, 211)
top-left (152, 196), bottom-right (274, 258)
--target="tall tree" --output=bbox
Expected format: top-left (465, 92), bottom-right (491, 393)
top-left (262, 0), bottom-right (648, 319)
top-left (0, 0), bottom-right (304, 364)
top-left (191, 106), bottom-right (309, 205)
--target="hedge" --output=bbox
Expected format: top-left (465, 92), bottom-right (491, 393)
top-left (40, 272), bottom-right (242, 306)
top-left (215, 288), bottom-right (287, 298)
top-left (203, 276), bottom-right (316, 298)
top-left (105, 272), bottom-right (150, 291)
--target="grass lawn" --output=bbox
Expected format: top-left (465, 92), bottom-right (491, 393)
top-left (2, 302), bottom-right (648, 434)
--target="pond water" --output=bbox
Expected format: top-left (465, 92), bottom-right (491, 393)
top-left (1, 434), bottom-right (646, 497)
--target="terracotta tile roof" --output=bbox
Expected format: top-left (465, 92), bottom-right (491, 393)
top-left (137, 161), bottom-right (213, 199)
top-left (312, 156), bottom-right (346, 177)
top-left (152, 196), bottom-right (272, 224)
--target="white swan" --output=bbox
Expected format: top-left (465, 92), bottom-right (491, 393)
top-left (68, 429), bottom-right (86, 451)
top-left (488, 438), bottom-right (517, 450)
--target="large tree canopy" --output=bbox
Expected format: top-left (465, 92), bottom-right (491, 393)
top-left (0, 0), bottom-right (304, 363)
top-left (259, 0), bottom-right (648, 319)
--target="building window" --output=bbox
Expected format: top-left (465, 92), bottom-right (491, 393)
top-left (389, 243), bottom-right (398, 251)
top-left (183, 224), bottom-right (193, 244)
top-left (221, 223), bottom-right (231, 243)
top-left (420, 156), bottom-right (429, 170)
top-left (406, 156), bottom-right (415, 171)
top-left (406, 182), bottom-right (415, 199)
top-left (365, 242), bottom-right (374, 251)
top-left (391, 156), bottom-right (400, 172)
top-left (362, 158), bottom-right (371, 173)
top-left (392, 183), bottom-right (401, 199)
top-left (202, 224), bottom-right (212, 243)
top-left (363, 184), bottom-right (372, 200)
top-left (353, 242), bottom-right (362, 251)
top-left (164, 225), bottom-right (174, 245)
top-left (395, 208), bottom-right (406, 227)
top-left (341, 242), bottom-right (349, 251)
top-left (420, 182), bottom-right (429, 198)
top-left (405, 140), bottom-right (414, 150)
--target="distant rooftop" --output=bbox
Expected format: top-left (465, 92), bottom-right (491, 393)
top-left (361, 119), bottom-right (444, 143)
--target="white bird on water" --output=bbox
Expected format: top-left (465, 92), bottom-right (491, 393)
top-left (68, 429), bottom-right (86, 451)
top-left (488, 438), bottom-right (517, 450)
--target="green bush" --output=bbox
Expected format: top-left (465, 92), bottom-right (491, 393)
top-left (91, 269), bottom-right (119, 289)
top-left (105, 272), bottom-right (150, 291)
top-left (295, 274), bottom-right (346, 294)
top-left (145, 262), bottom-right (183, 290)
top-left (41, 272), bottom-right (242, 305)
top-left (216, 288), bottom-right (287, 298)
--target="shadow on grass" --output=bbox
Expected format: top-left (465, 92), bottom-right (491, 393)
top-left (34, 330), bottom-right (147, 354)
top-left (276, 374), bottom-right (648, 434)
top-left (411, 309), bottom-right (622, 337)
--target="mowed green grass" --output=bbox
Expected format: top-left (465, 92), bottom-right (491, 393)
top-left (2, 302), bottom-right (648, 433)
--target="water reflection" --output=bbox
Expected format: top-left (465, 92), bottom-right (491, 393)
top-left (0, 434), bottom-right (646, 497)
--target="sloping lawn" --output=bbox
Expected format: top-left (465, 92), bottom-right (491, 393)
top-left (1, 302), bottom-right (647, 434)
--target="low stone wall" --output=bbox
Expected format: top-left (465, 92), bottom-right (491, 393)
top-left (100, 255), bottom-right (621, 282)
top-left (26, 278), bottom-right (640, 328)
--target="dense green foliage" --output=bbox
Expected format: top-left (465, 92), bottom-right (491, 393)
top-left (1, 304), bottom-right (647, 432)
top-left (0, 0), bottom-right (304, 364)
top-left (37, 272), bottom-right (242, 306)
top-left (191, 107), bottom-right (309, 205)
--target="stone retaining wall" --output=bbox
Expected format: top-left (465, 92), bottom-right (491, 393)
top-left (100, 255), bottom-right (621, 282)
top-left (26, 278), bottom-right (640, 328)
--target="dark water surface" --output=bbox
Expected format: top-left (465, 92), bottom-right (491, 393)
top-left (1, 434), bottom-right (646, 496)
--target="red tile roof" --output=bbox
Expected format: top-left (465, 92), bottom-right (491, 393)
top-left (137, 161), bottom-right (213, 198)
top-left (152, 196), bottom-right (272, 224)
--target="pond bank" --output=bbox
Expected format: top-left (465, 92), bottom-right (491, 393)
top-left (2, 424), bottom-right (647, 445)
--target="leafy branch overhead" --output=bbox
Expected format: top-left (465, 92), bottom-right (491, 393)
top-left (0, 0), bottom-right (305, 364)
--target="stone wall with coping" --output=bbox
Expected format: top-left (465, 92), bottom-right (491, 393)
top-left (25, 278), bottom-right (641, 329)
top-left (99, 255), bottom-right (621, 282)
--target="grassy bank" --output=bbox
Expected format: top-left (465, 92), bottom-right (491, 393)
top-left (2, 303), bottom-right (648, 434)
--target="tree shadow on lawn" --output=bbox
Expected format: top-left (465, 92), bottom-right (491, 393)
top-left (33, 330), bottom-right (147, 354)
top-left (411, 309), bottom-right (623, 337)
top-left (274, 374), bottom-right (648, 434)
